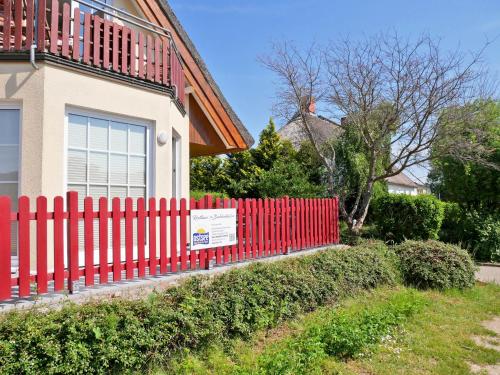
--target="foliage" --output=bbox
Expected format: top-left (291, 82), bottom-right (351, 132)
top-left (190, 191), bottom-right (228, 201)
top-left (429, 100), bottom-right (500, 212)
top-left (190, 156), bottom-right (226, 193)
top-left (440, 203), bottom-right (500, 262)
top-left (0, 243), bottom-right (399, 374)
top-left (256, 159), bottom-right (325, 198)
top-left (190, 118), bottom-right (325, 199)
top-left (395, 240), bottom-right (476, 290)
top-left (372, 194), bottom-right (444, 243)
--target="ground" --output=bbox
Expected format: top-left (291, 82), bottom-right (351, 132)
top-left (477, 265), bottom-right (500, 285)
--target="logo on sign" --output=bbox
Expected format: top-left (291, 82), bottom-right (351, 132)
top-left (193, 229), bottom-right (210, 246)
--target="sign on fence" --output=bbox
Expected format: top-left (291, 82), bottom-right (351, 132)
top-left (190, 208), bottom-right (237, 250)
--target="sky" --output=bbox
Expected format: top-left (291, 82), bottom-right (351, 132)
top-left (168, 0), bottom-right (500, 181)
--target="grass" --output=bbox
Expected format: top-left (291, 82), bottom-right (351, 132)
top-left (154, 283), bottom-right (500, 374)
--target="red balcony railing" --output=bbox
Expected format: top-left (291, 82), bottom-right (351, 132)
top-left (0, 0), bottom-right (185, 105)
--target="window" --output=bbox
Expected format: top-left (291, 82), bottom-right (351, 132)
top-left (67, 112), bottom-right (151, 206)
top-left (0, 108), bottom-right (20, 256)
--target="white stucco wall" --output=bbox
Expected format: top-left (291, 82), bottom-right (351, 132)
top-left (0, 61), bottom-right (189, 205)
top-left (387, 184), bottom-right (418, 196)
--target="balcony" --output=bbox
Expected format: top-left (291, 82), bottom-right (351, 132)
top-left (0, 0), bottom-right (185, 106)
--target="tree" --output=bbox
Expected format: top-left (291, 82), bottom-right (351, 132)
top-left (429, 100), bottom-right (500, 212)
top-left (261, 33), bottom-right (496, 233)
top-left (190, 156), bottom-right (226, 192)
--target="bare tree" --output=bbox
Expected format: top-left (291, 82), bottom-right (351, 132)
top-left (262, 33), bottom-right (497, 233)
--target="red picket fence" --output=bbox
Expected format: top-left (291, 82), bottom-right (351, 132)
top-left (0, 0), bottom-right (185, 104)
top-left (0, 193), bottom-right (339, 301)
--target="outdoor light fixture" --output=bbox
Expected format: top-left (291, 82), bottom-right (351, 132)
top-left (157, 131), bottom-right (169, 145)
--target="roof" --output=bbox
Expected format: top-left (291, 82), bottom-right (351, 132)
top-left (385, 172), bottom-right (422, 188)
top-left (277, 113), bottom-right (343, 149)
top-left (158, 1), bottom-right (254, 148)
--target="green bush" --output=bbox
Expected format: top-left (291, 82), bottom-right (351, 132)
top-left (395, 240), bottom-right (476, 290)
top-left (0, 244), bottom-right (399, 374)
top-left (440, 204), bottom-right (500, 262)
top-left (190, 190), bottom-right (228, 201)
top-left (372, 194), bottom-right (444, 243)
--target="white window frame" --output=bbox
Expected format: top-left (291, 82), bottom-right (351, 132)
top-left (172, 131), bottom-right (181, 200)
top-left (0, 103), bottom-right (22, 265)
top-left (64, 107), bottom-right (155, 203)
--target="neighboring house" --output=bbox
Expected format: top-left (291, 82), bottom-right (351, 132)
top-left (277, 99), bottom-right (342, 149)
top-left (386, 172), bottom-right (430, 195)
top-left (0, 0), bottom-right (253, 206)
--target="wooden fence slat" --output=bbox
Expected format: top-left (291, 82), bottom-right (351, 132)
top-left (214, 197), bottom-right (223, 264)
top-left (264, 198), bottom-right (269, 256)
top-left (334, 198), bottom-right (339, 243)
top-left (237, 198), bottom-right (244, 261)
top-left (252, 199), bottom-right (258, 258)
top-left (125, 198), bottom-right (134, 279)
top-left (180, 198), bottom-right (188, 271)
top-left (205, 195), bottom-right (213, 266)
top-left (102, 19), bottom-right (111, 68)
top-left (189, 198), bottom-right (197, 269)
top-left (270, 199), bottom-right (275, 255)
top-left (138, 32), bottom-right (145, 79)
top-left (130, 30), bottom-right (136, 77)
top-left (257, 199), bottom-right (263, 257)
top-left (37, 0), bottom-right (46, 51)
top-left (276, 199), bottom-right (281, 254)
top-left (112, 23), bottom-right (120, 71)
top-left (49, 0), bottom-right (59, 54)
top-left (137, 198), bottom-right (146, 278)
top-left (223, 198), bottom-right (231, 263)
top-left (25, 0), bottom-right (35, 48)
top-left (0, 197), bottom-right (11, 300)
top-left (121, 27), bottom-right (129, 74)
top-left (72, 7), bottom-right (81, 60)
top-left (18, 197), bottom-right (30, 297)
top-left (83, 12), bottom-right (91, 64)
top-left (230, 198), bottom-right (237, 262)
top-left (98, 197), bottom-right (108, 284)
top-left (160, 198), bottom-right (168, 273)
top-left (245, 199), bottom-right (251, 259)
top-left (154, 37), bottom-right (161, 83)
top-left (84, 197), bottom-right (94, 286)
top-left (3, 0), bottom-right (12, 51)
top-left (291, 198), bottom-right (296, 251)
top-left (162, 39), bottom-right (169, 85)
top-left (53, 196), bottom-right (64, 291)
top-left (283, 197), bottom-right (288, 254)
top-left (170, 198), bottom-right (178, 272)
top-left (66, 191), bottom-right (79, 293)
top-left (112, 198), bottom-right (121, 282)
top-left (149, 198), bottom-right (157, 276)
top-left (61, 2), bottom-right (70, 57)
top-left (146, 35), bottom-right (153, 80)
top-left (93, 15), bottom-right (103, 66)
top-left (14, 0), bottom-right (23, 50)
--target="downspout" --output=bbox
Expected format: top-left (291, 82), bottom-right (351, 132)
top-left (30, 0), bottom-right (39, 69)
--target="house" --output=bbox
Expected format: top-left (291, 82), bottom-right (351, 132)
top-left (277, 99), bottom-right (342, 149)
top-left (386, 172), bottom-right (430, 195)
top-left (0, 0), bottom-right (253, 208)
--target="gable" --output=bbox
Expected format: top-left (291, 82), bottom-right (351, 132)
top-left (135, 0), bottom-right (254, 154)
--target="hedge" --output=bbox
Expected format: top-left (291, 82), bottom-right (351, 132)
top-left (0, 243), bottom-right (399, 375)
top-left (372, 194), bottom-right (444, 243)
top-left (395, 240), bottom-right (476, 290)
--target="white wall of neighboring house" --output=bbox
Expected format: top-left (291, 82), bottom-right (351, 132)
top-left (387, 184), bottom-right (419, 196)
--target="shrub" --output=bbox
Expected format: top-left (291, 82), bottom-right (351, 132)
top-left (395, 240), bottom-right (476, 290)
top-left (0, 243), bottom-right (399, 375)
top-left (190, 190), bottom-right (228, 201)
top-left (372, 194), bottom-right (444, 243)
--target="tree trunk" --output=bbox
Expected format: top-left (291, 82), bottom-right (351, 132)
top-left (348, 180), bottom-right (375, 235)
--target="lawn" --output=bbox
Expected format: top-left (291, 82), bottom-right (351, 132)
top-left (156, 283), bottom-right (500, 374)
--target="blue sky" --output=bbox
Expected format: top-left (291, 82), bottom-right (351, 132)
top-left (169, 1), bottom-right (500, 179)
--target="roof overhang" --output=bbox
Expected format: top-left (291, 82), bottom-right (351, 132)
top-left (135, 0), bottom-right (254, 155)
